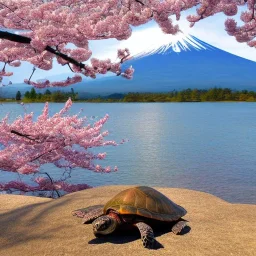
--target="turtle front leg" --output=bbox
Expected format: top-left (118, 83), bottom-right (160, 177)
top-left (135, 222), bottom-right (155, 249)
top-left (172, 220), bottom-right (188, 235)
top-left (72, 205), bottom-right (104, 224)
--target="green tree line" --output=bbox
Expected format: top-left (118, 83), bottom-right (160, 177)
top-left (13, 87), bottom-right (256, 103)
top-left (23, 88), bottom-right (77, 102)
top-left (122, 88), bottom-right (256, 102)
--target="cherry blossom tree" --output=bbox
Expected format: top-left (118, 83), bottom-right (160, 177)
top-left (0, 98), bottom-right (124, 197)
top-left (0, 1), bottom-right (255, 87)
top-left (0, 0), bottom-right (255, 197)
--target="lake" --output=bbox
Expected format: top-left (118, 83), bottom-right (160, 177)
top-left (0, 102), bottom-right (255, 204)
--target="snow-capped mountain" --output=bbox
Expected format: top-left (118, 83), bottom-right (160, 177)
top-left (82, 34), bottom-right (256, 95)
top-left (1, 34), bottom-right (256, 98)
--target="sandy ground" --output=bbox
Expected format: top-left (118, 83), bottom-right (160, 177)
top-left (0, 185), bottom-right (255, 256)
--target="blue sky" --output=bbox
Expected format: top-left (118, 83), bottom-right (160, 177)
top-left (1, 5), bottom-right (256, 84)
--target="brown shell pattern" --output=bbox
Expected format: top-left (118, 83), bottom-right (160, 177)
top-left (103, 186), bottom-right (186, 221)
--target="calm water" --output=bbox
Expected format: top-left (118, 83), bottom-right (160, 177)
top-left (0, 102), bottom-right (255, 204)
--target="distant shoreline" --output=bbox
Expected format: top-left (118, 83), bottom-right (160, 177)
top-left (1, 87), bottom-right (256, 103)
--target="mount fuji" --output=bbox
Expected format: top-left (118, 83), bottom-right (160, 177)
top-left (1, 34), bottom-right (256, 98)
top-left (77, 34), bottom-right (256, 96)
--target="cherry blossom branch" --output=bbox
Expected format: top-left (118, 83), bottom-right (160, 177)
top-left (11, 129), bottom-right (37, 141)
top-left (2, 62), bottom-right (6, 72)
top-left (28, 67), bottom-right (36, 83)
top-left (67, 63), bottom-right (75, 73)
top-left (0, 31), bottom-right (131, 70)
top-left (0, 30), bottom-right (132, 86)
top-left (0, 31), bottom-right (89, 69)
top-left (41, 171), bottom-right (61, 198)
top-left (24, 74), bottom-right (83, 88)
top-left (0, 31), bottom-right (31, 44)
top-left (0, 99), bottom-right (123, 197)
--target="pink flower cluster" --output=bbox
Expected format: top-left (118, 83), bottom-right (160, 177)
top-left (0, 70), bottom-right (13, 76)
top-left (122, 65), bottom-right (134, 79)
top-left (0, 99), bottom-right (122, 197)
top-left (24, 74), bottom-right (82, 88)
top-left (0, 179), bottom-right (92, 195)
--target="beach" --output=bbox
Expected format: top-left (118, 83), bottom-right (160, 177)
top-left (1, 185), bottom-right (255, 256)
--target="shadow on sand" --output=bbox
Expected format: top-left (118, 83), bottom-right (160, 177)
top-left (88, 221), bottom-right (191, 250)
top-left (0, 196), bottom-right (72, 252)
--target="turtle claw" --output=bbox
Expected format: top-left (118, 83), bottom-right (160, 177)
top-left (172, 220), bottom-right (188, 235)
top-left (135, 222), bottom-right (156, 249)
top-left (142, 234), bottom-right (155, 249)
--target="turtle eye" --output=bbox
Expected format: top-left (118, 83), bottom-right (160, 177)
top-left (97, 223), bottom-right (107, 231)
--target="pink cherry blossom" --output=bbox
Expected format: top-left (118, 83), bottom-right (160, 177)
top-left (122, 65), bottom-right (135, 79)
top-left (0, 70), bottom-right (13, 76)
top-left (0, 99), bottom-right (122, 197)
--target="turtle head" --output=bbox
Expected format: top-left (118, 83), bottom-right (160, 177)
top-left (92, 215), bottom-right (118, 236)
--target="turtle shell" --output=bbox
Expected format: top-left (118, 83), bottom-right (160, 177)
top-left (103, 186), bottom-right (186, 222)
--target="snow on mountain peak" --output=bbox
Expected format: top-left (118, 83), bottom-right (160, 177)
top-left (133, 33), bottom-right (214, 59)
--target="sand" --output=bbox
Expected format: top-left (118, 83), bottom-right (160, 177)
top-left (0, 185), bottom-right (255, 256)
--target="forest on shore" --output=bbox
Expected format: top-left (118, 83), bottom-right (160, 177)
top-left (2, 87), bottom-right (256, 102)
top-left (118, 88), bottom-right (256, 102)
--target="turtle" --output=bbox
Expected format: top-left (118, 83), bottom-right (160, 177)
top-left (72, 186), bottom-right (188, 249)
